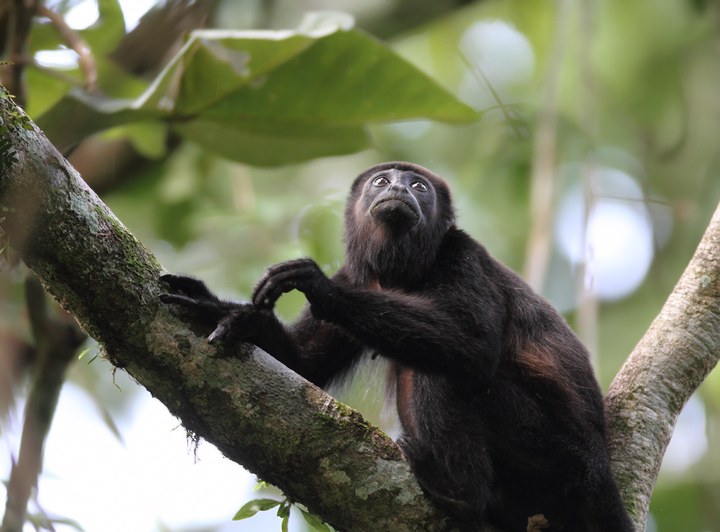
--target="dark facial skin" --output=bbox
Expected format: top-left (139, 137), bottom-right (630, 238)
top-left (360, 168), bottom-right (436, 230)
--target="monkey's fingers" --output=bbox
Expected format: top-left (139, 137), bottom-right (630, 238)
top-left (253, 259), bottom-right (308, 294)
top-left (255, 263), bottom-right (327, 309)
top-left (159, 293), bottom-right (201, 308)
top-left (253, 275), bottom-right (298, 310)
top-left (251, 276), bottom-right (271, 309)
top-left (253, 258), bottom-right (322, 309)
top-left (160, 273), bottom-right (216, 300)
top-left (160, 293), bottom-right (230, 333)
top-left (253, 264), bottom-right (296, 308)
top-left (208, 322), bottom-right (229, 345)
top-left (208, 307), bottom-right (257, 344)
top-left (159, 293), bottom-right (225, 316)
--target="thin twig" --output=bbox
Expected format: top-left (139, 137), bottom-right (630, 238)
top-left (576, 0), bottom-right (600, 362)
top-left (523, 0), bottom-right (572, 292)
top-left (15, 54), bottom-right (87, 88)
top-left (457, 50), bottom-right (524, 139)
top-left (36, 5), bottom-right (97, 90)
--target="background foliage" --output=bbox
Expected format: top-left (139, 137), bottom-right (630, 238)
top-left (3, 0), bottom-right (720, 530)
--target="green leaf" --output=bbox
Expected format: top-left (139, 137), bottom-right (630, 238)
top-left (29, 19), bottom-right (64, 54)
top-left (26, 512), bottom-right (85, 532)
top-left (300, 508), bottom-right (333, 532)
top-left (36, 12), bottom-right (479, 166)
top-left (172, 117), bottom-right (367, 167)
top-left (277, 501), bottom-right (291, 519)
top-left (252, 480), bottom-right (271, 491)
top-left (103, 122), bottom-right (168, 159)
top-left (80, 0), bottom-right (126, 56)
top-left (193, 28), bottom-right (475, 124)
top-left (36, 90), bottom-right (161, 154)
top-left (232, 499), bottom-right (281, 520)
top-left (25, 68), bottom-right (74, 118)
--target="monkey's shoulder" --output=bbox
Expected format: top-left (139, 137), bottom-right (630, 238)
top-left (428, 228), bottom-right (523, 296)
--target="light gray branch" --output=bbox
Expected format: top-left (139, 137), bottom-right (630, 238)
top-left (606, 202), bottom-right (720, 530)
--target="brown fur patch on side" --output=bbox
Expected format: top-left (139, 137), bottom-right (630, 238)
top-left (515, 341), bottom-right (579, 405)
top-left (394, 365), bottom-right (418, 438)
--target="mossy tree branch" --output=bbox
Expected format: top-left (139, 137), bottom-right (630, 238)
top-left (0, 89), bottom-right (466, 531)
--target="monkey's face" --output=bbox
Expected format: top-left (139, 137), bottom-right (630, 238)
top-left (359, 168), bottom-right (437, 231)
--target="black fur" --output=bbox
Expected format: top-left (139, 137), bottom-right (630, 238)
top-left (160, 162), bottom-right (633, 532)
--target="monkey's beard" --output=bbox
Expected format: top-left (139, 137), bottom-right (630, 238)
top-left (343, 214), bottom-right (445, 289)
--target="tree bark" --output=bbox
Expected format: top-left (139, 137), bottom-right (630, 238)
top-left (0, 89), bottom-right (466, 531)
top-left (605, 200), bottom-right (720, 530)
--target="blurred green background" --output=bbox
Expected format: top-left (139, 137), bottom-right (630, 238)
top-left (3, 0), bottom-right (720, 530)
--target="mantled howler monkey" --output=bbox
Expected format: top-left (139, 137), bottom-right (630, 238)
top-left (160, 162), bottom-right (633, 532)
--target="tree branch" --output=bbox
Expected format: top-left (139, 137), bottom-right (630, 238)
top-left (36, 6), bottom-right (97, 91)
top-left (0, 0), bottom-right (37, 107)
top-left (522, 0), bottom-right (572, 293)
top-left (0, 88), bottom-right (464, 532)
top-left (605, 202), bottom-right (720, 529)
top-left (1, 275), bottom-right (85, 532)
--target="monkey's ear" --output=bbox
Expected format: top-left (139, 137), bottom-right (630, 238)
top-left (446, 217), bottom-right (455, 229)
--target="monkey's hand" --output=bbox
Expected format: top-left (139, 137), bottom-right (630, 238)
top-left (159, 273), bottom-right (259, 345)
top-left (252, 258), bottom-right (337, 319)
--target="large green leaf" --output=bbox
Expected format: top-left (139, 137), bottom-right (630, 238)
top-left (37, 12), bottom-right (479, 166)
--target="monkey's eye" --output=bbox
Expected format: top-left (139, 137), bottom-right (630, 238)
top-left (411, 181), bottom-right (428, 191)
top-left (373, 176), bottom-right (390, 186)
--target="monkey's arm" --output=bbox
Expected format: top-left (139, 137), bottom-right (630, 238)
top-left (252, 260), bottom-right (502, 381)
top-left (160, 273), bottom-right (363, 387)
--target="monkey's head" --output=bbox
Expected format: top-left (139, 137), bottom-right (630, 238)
top-left (348, 162), bottom-right (454, 233)
top-left (344, 162), bottom-right (455, 286)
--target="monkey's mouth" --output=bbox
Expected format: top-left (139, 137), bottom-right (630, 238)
top-left (371, 197), bottom-right (419, 219)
